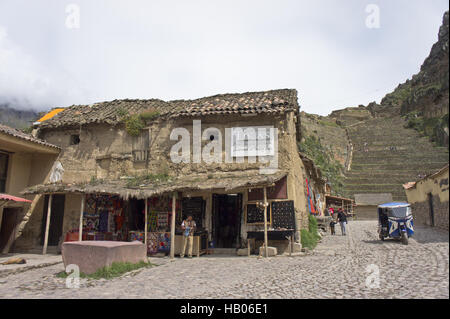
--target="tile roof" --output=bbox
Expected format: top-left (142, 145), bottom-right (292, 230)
top-left (37, 89), bottom-right (299, 129)
top-left (169, 89), bottom-right (298, 118)
top-left (0, 123), bottom-right (60, 150)
top-left (403, 164), bottom-right (449, 190)
top-left (22, 170), bottom-right (288, 199)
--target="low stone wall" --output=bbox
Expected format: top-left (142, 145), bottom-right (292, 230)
top-left (355, 206), bottom-right (378, 220)
top-left (411, 195), bottom-right (449, 231)
top-left (62, 241), bottom-right (147, 274)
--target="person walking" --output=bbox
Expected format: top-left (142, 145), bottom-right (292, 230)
top-left (180, 215), bottom-right (196, 258)
top-left (329, 219), bottom-right (336, 235)
top-left (337, 208), bottom-right (348, 236)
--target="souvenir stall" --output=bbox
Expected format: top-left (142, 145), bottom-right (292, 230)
top-left (246, 177), bottom-right (296, 255)
top-left (146, 195), bottom-right (182, 255)
top-left (175, 197), bottom-right (208, 256)
top-left (82, 194), bottom-right (127, 241)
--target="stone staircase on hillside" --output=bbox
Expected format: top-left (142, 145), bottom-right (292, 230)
top-left (344, 116), bottom-right (449, 201)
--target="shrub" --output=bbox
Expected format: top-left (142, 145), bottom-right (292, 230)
top-left (139, 110), bottom-right (160, 122)
top-left (298, 135), bottom-right (344, 196)
top-left (125, 114), bottom-right (145, 136)
top-left (119, 109), bottom-right (160, 136)
top-left (301, 215), bottom-right (320, 250)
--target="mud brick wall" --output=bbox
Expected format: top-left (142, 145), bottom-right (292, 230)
top-left (411, 195), bottom-right (449, 231)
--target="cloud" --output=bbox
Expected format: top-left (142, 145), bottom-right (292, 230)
top-left (0, 0), bottom-right (448, 114)
top-left (0, 24), bottom-right (87, 110)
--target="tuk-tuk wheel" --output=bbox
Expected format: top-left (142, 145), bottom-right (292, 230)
top-left (379, 235), bottom-right (385, 241)
top-left (401, 233), bottom-right (408, 245)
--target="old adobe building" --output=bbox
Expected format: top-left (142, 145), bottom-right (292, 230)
top-left (0, 124), bottom-right (60, 253)
top-left (404, 164), bottom-right (449, 230)
top-left (13, 89), bottom-right (321, 255)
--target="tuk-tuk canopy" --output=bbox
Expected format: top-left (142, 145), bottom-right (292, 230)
top-left (378, 202), bottom-right (411, 218)
top-left (378, 202), bottom-right (410, 209)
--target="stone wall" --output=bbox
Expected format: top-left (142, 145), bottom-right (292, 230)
top-left (355, 205), bottom-right (378, 220)
top-left (406, 166), bottom-right (449, 230)
top-left (411, 195), bottom-right (449, 231)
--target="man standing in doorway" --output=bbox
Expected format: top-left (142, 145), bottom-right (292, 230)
top-left (337, 208), bottom-right (347, 236)
top-left (180, 215), bottom-right (196, 258)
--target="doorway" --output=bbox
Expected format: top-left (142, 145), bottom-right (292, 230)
top-left (128, 199), bottom-right (145, 231)
top-left (212, 194), bottom-right (242, 248)
top-left (428, 193), bottom-right (435, 227)
top-left (0, 207), bottom-right (21, 251)
top-left (40, 195), bottom-right (65, 246)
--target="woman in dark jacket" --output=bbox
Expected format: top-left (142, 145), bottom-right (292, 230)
top-left (337, 209), bottom-right (347, 236)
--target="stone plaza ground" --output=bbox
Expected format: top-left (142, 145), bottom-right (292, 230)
top-left (0, 220), bottom-right (448, 299)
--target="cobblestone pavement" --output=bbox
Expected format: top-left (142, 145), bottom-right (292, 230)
top-left (0, 221), bottom-right (448, 299)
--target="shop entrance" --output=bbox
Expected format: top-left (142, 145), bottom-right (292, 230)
top-left (128, 199), bottom-right (145, 231)
top-left (212, 193), bottom-right (242, 248)
top-left (0, 207), bottom-right (21, 251)
top-left (40, 195), bottom-right (65, 246)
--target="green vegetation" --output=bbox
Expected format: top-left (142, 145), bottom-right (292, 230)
top-left (56, 261), bottom-right (152, 280)
top-left (116, 108), bottom-right (161, 137)
top-left (382, 82), bottom-right (412, 107)
top-left (318, 120), bottom-right (339, 128)
top-left (116, 107), bottom-right (129, 118)
top-left (298, 135), bottom-right (345, 195)
top-left (21, 126), bottom-right (33, 134)
top-left (125, 114), bottom-right (146, 136)
top-left (301, 215), bottom-right (321, 250)
top-left (404, 111), bottom-right (449, 147)
top-left (89, 176), bottom-right (104, 186)
top-left (126, 172), bottom-right (170, 187)
top-left (139, 110), bottom-right (160, 122)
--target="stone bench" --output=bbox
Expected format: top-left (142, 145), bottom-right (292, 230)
top-left (61, 241), bottom-right (147, 274)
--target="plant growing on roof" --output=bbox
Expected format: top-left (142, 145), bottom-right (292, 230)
top-left (118, 107), bottom-right (160, 137)
top-left (139, 109), bottom-right (160, 122)
top-left (126, 172), bottom-right (170, 187)
top-left (125, 114), bottom-right (145, 137)
top-left (116, 107), bottom-right (129, 119)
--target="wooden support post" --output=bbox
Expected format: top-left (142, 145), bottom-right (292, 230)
top-left (78, 194), bottom-right (85, 241)
top-left (144, 198), bottom-right (148, 251)
top-left (289, 236), bottom-right (293, 257)
top-left (170, 193), bottom-right (176, 259)
top-left (263, 187), bottom-right (269, 258)
top-left (43, 194), bottom-right (53, 255)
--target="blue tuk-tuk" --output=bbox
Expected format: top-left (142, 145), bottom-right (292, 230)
top-left (377, 202), bottom-right (414, 245)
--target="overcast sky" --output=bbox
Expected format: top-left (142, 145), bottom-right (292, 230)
top-left (0, 0), bottom-right (448, 115)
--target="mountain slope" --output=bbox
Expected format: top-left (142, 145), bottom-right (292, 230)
top-left (0, 103), bottom-right (39, 130)
top-left (343, 116), bottom-right (448, 201)
top-left (301, 10), bottom-right (449, 201)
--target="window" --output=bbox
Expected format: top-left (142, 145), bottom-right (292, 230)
top-left (231, 126), bottom-right (275, 157)
top-left (0, 152), bottom-right (9, 193)
top-left (70, 134), bottom-right (80, 145)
